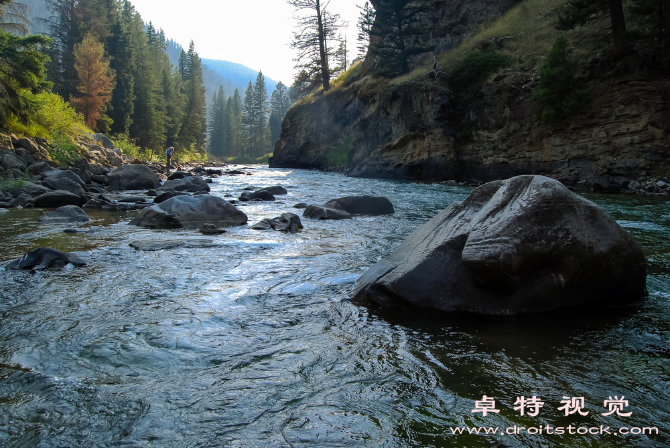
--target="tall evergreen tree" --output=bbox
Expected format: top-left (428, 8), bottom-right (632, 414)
top-left (289, 0), bottom-right (343, 92)
top-left (242, 80), bottom-right (254, 156)
top-left (207, 85), bottom-right (226, 157)
top-left (357, 1), bottom-right (375, 58)
top-left (107, 2), bottom-right (134, 135)
top-left (270, 81), bottom-right (290, 117)
top-left (177, 40), bottom-right (207, 151)
top-left (251, 70), bottom-right (269, 156)
top-left (368, 0), bottom-right (432, 76)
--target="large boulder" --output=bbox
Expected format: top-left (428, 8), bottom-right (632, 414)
top-left (89, 133), bottom-right (115, 149)
top-left (0, 151), bottom-right (27, 172)
top-left (160, 176), bottom-right (210, 193)
top-left (33, 190), bottom-right (87, 208)
top-left (42, 170), bottom-right (87, 195)
top-left (250, 213), bottom-right (303, 231)
top-left (130, 194), bottom-right (248, 229)
top-left (352, 175), bottom-right (648, 315)
top-left (324, 196), bottom-right (394, 215)
top-left (302, 204), bottom-right (352, 220)
top-left (39, 205), bottom-right (90, 224)
top-left (108, 164), bottom-right (160, 190)
top-left (6, 247), bottom-right (86, 270)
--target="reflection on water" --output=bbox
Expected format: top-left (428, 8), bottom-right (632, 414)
top-left (0, 168), bottom-right (669, 447)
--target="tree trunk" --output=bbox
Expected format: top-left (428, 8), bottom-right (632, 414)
top-left (607, 0), bottom-right (630, 57)
top-left (316, 0), bottom-right (330, 91)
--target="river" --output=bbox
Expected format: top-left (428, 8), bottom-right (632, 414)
top-left (0, 167), bottom-right (669, 447)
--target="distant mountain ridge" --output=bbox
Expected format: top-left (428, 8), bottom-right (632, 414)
top-left (166, 40), bottom-right (278, 103)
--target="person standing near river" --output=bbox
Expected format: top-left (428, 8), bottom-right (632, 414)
top-left (166, 147), bottom-right (174, 172)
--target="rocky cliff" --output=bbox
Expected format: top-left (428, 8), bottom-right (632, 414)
top-left (270, 1), bottom-right (670, 187)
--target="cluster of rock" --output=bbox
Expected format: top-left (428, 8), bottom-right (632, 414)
top-left (594, 176), bottom-right (670, 196)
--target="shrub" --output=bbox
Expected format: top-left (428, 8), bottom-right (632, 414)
top-left (49, 131), bottom-right (80, 166)
top-left (6, 91), bottom-right (90, 140)
top-left (449, 48), bottom-right (513, 97)
top-left (532, 37), bottom-right (587, 120)
top-left (327, 137), bottom-right (351, 167)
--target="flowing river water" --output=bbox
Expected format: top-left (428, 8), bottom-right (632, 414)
top-left (0, 167), bottom-right (669, 447)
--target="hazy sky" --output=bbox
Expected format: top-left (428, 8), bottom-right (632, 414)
top-left (130, 0), bottom-right (364, 84)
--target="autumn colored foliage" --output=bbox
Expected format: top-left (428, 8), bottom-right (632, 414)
top-left (69, 32), bottom-right (115, 130)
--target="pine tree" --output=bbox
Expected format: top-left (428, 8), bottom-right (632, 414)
top-left (251, 71), bottom-right (269, 156)
top-left (69, 32), bottom-right (115, 130)
top-left (242, 80), bottom-right (254, 156)
top-left (357, 1), bottom-right (375, 58)
top-left (229, 87), bottom-right (243, 155)
top-left (532, 37), bottom-right (587, 121)
top-left (0, 27), bottom-right (51, 125)
top-left (556, 0), bottom-right (629, 56)
top-left (289, 0), bottom-right (343, 92)
top-left (333, 35), bottom-right (349, 76)
top-left (368, 0), bottom-right (432, 76)
top-left (270, 81), bottom-right (290, 117)
top-left (177, 40), bottom-right (207, 152)
top-left (207, 85), bottom-right (226, 158)
top-left (107, 3), bottom-right (135, 136)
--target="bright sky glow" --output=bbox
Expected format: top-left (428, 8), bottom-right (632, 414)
top-left (129, 0), bottom-right (363, 84)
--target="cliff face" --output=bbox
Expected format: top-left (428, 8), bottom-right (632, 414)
top-left (270, 1), bottom-right (670, 186)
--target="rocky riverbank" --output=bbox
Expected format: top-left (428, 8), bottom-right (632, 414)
top-left (0, 132), bottom-right (252, 210)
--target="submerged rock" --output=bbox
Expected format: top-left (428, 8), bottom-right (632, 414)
top-left (302, 204), bottom-right (352, 220)
top-left (129, 239), bottom-right (215, 251)
top-left (199, 224), bottom-right (227, 235)
top-left (6, 247), bottom-right (86, 270)
top-left (324, 196), bottom-right (394, 215)
top-left (39, 205), bottom-right (90, 223)
top-left (250, 213), bottom-right (303, 231)
top-left (130, 195), bottom-right (247, 229)
top-left (353, 175), bottom-right (647, 315)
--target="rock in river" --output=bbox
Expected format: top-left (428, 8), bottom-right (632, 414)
top-left (33, 190), bottom-right (87, 208)
top-left (130, 194), bottom-right (248, 229)
top-left (39, 205), bottom-right (90, 223)
top-left (352, 175), bottom-right (648, 315)
top-left (239, 189), bottom-right (275, 201)
top-left (250, 213), bottom-right (303, 231)
top-left (324, 196), bottom-right (394, 215)
top-left (160, 176), bottom-right (210, 193)
top-left (6, 247), bottom-right (86, 270)
top-left (129, 239), bottom-right (216, 251)
top-left (108, 164), bottom-right (160, 190)
top-left (302, 204), bottom-right (352, 220)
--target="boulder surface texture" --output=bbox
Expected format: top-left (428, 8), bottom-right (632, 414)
top-left (130, 195), bottom-right (247, 229)
top-left (108, 165), bottom-right (160, 190)
top-left (353, 175), bottom-right (647, 315)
